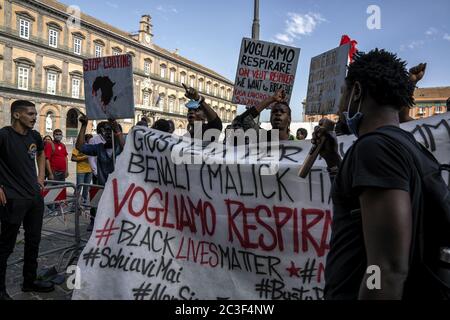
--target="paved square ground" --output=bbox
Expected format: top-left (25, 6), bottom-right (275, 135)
top-left (5, 207), bottom-right (92, 300)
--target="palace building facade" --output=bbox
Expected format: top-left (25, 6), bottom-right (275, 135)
top-left (0, 0), bottom-right (237, 138)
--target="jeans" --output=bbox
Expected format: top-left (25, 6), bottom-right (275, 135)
top-left (0, 194), bottom-right (44, 290)
top-left (76, 172), bottom-right (92, 203)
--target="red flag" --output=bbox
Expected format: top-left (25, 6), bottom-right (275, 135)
top-left (340, 35), bottom-right (358, 63)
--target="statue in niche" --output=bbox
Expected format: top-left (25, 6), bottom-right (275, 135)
top-left (45, 114), bottom-right (53, 132)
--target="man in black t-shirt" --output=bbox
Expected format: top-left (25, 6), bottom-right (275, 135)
top-left (311, 49), bottom-right (421, 300)
top-left (0, 100), bottom-right (54, 300)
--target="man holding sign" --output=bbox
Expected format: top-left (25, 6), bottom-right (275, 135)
top-left (75, 115), bottom-right (124, 231)
top-left (227, 89), bottom-right (291, 143)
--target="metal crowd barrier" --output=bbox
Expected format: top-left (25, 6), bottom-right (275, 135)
top-left (8, 181), bottom-right (105, 272)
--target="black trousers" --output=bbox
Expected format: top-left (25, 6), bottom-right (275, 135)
top-left (90, 175), bottom-right (98, 223)
top-left (0, 194), bottom-right (44, 291)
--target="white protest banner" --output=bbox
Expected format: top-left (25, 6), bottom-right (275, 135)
top-left (232, 38), bottom-right (300, 107)
top-left (72, 113), bottom-right (450, 300)
top-left (83, 54), bottom-right (135, 120)
top-left (304, 43), bottom-right (350, 115)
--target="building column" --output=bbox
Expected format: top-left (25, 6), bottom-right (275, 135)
top-left (59, 105), bottom-right (66, 134)
top-left (85, 33), bottom-right (91, 56)
top-left (34, 54), bottom-right (43, 92)
top-left (64, 25), bottom-right (69, 49)
top-left (61, 60), bottom-right (69, 96)
top-left (37, 11), bottom-right (43, 35)
top-left (2, 97), bottom-right (12, 126)
top-left (4, 0), bottom-right (12, 30)
top-left (3, 45), bottom-right (13, 84)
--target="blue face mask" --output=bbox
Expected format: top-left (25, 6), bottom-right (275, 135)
top-left (342, 86), bottom-right (363, 137)
top-left (186, 99), bottom-right (201, 110)
top-left (343, 111), bottom-right (363, 137)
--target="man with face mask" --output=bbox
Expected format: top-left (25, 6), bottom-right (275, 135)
top-left (311, 49), bottom-right (445, 300)
top-left (44, 129), bottom-right (68, 182)
top-left (183, 84), bottom-right (222, 143)
top-left (75, 115), bottom-right (125, 230)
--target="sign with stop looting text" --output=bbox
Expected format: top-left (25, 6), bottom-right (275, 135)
top-left (83, 54), bottom-right (135, 120)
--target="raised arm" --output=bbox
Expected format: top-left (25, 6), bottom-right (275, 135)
top-left (183, 83), bottom-right (219, 122)
top-left (75, 114), bottom-right (88, 151)
top-left (109, 118), bottom-right (125, 149)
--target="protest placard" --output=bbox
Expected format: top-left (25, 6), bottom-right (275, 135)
top-left (304, 43), bottom-right (350, 115)
top-left (83, 54), bottom-right (135, 120)
top-left (72, 113), bottom-right (450, 300)
top-left (231, 38), bottom-right (300, 107)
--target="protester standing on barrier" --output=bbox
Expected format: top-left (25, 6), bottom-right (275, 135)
top-left (71, 134), bottom-right (93, 206)
top-left (44, 129), bottom-right (69, 182)
top-left (0, 100), bottom-right (55, 300)
top-left (75, 115), bottom-right (124, 231)
top-left (311, 49), bottom-right (449, 299)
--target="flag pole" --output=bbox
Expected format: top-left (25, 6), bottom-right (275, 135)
top-left (252, 0), bottom-right (261, 125)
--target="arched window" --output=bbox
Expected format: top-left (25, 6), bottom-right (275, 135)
top-left (160, 64), bottom-right (167, 78)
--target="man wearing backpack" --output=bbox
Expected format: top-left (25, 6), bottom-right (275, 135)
top-left (312, 49), bottom-right (449, 300)
top-left (44, 129), bottom-right (68, 182)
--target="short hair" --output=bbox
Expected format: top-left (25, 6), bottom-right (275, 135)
top-left (53, 129), bottom-right (62, 134)
top-left (446, 98), bottom-right (450, 109)
top-left (11, 100), bottom-right (35, 114)
top-left (97, 121), bottom-right (110, 131)
top-left (271, 101), bottom-right (292, 116)
top-left (135, 120), bottom-right (148, 127)
top-left (346, 49), bottom-right (415, 110)
top-left (151, 119), bottom-right (171, 133)
top-left (297, 128), bottom-right (308, 138)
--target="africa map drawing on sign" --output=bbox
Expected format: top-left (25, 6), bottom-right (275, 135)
top-left (83, 54), bottom-right (135, 120)
top-left (72, 113), bottom-right (450, 300)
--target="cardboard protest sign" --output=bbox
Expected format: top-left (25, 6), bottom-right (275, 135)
top-left (232, 38), bottom-right (300, 107)
top-left (83, 54), bottom-right (135, 120)
top-left (72, 113), bottom-right (450, 300)
top-left (304, 43), bottom-right (350, 115)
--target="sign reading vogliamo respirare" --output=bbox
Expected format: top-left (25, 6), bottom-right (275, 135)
top-left (232, 38), bottom-right (301, 107)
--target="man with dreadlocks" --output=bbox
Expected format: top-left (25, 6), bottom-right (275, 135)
top-left (312, 49), bottom-right (431, 300)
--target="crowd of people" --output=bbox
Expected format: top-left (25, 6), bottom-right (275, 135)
top-left (0, 47), bottom-right (449, 300)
